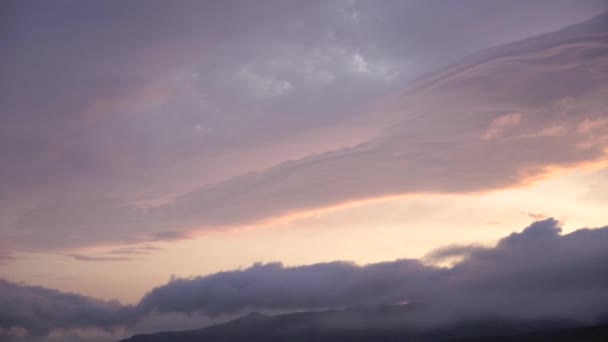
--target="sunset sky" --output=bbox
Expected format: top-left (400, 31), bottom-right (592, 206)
top-left (1, 1), bottom-right (608, 341)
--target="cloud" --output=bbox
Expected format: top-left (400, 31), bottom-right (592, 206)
top-left (1, 2), bottom-right (607, 252)
top-left (63, 254), bottom-right (133, 262)
top-left (423, 219), bottom-right (608, 323)
top-left (0, 251), bottom-right (16, 261)
top-left (522, 211), bottom-right (547, 220)
top-left (480, 112), bottom-right (522, 140)
top-left (107, 246), bottom-right (160, 256)
top-left (3, 219), bottom-right (608, 338)
top-left (137, 260), bottom-right (432, 316)
top-left (61, 245), bottom-right (161, 262)
top-left (0, 280), bottom-right (136, 337)
top-left (136, 219), bottom-right (608, 324)
top-left (422, 245), bottom-right (486, 265)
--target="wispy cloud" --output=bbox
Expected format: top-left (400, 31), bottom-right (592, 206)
top-left (522, 211), bottom-right (547, 220)
top-left (480, 112), bottom-right (522, 140)
top-left (0, 251), bottom-right (17, 263)
top-left (63, 254), bottom-right (134, 262)
top-left (107, 245), bottom-right (160, 256)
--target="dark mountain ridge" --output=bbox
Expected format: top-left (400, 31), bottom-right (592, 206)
top-left (118, 305), bottom-right (608, 342)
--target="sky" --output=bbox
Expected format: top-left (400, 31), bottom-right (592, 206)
top-left (1, 0), bottom-right (608, 340)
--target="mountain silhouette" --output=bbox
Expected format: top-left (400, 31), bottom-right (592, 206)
top-left (118, 304), bottom-right (608, 342)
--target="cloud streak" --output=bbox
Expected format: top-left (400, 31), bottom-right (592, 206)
top-left (61, 245), bottom-right (161, 262)
top-left (63, 254), bottom-right (134, 262)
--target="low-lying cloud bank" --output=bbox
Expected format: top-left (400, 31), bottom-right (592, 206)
top-left (0, 280), bottom-right (136, 337)
top-left (2, 219), bottom-right (608, 339)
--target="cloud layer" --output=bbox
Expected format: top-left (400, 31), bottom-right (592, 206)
top-left (1, 2), bottom-right (606, 252)
top-left (0, 280), bottom-right (135, 337)
top-left (2, 219), bottom-right (608, 338)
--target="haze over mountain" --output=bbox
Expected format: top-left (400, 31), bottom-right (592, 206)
top-left (118, 308), bottom-right (608, 342)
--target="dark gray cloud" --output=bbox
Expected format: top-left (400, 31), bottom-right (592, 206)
top-left (136, 219), bottom-right (608, 323)
top-left (138, 260), bottom-right (431, 316)
top-left (421, 219), bottom-right (608, 323)
top-left (3, 219), bottom-right (608, 338)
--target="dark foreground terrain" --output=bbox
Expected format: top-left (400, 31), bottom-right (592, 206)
top-left (119, 306), bottom-right (608, 342)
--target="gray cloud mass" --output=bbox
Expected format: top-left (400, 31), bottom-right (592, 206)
top-left (2, 219), bottom-right (608, 338)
